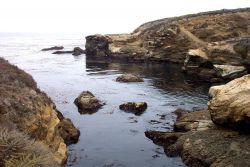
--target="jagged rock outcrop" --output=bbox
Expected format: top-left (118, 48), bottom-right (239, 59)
top-left (208, 75), bottom-right (250, 129)
top-left (85, 8), bottom-right (250, 82)
top-left (0, 58), bottom-right (80, 166)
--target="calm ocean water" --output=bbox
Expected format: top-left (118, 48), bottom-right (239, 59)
top-left (0, 32), bottom-right (210, 167)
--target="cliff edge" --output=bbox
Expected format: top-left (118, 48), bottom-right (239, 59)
top-left (0, 58), bottom-right (80, 166)
top-left (85, 8), bottom-right (250, 82)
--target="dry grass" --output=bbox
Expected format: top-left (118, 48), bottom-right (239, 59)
top-left (0, 128), bottom-right (59, 167)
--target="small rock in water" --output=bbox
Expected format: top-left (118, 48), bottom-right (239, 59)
top-left (52, 50), bottom-right (74, 54)
top-left (148, 120), bottom-right (162, 125)
top-left (74, 91), bottom-right (104, 114)
top-left (72, 47), bottom-right (86, 56)
top-left (41, 46), bottom-right (64, 51)
top-left (116, 74), bottom-right (144, 82)
top-left (119, 102), bottom-right (147, 115)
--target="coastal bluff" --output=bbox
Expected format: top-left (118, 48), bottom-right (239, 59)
top-left (85, 8), bottom-right (250, 82)
top-left (0, 58), bottom-right (79, 166)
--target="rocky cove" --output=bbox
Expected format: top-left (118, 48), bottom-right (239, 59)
top-left (0, 7), bottom-right (249, 167)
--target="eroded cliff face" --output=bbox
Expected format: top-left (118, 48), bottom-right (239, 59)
top-left (0, 58), bottom-right (80, 166)
top-left (85, 8), bottom-right (250, 82)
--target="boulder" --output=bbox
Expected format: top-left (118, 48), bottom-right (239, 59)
top-left (208, 85), bottom-right (224, 98)
top-left (208, 75), bottom-right (250, 129)
top-left (116, 74), bottom-right (144, 82)
top-left (213, 64), bottom-right (247, 79)
top-left (119, 102), bottom-right (147, 115)
top-left (72, 47), bottom-right (86, 56)
top-left (74, 91), bottom-right (104, 114)
top-left (41, 46), bottom-right (64, 51)
top-left (55, 118), bottom-right (80, 145)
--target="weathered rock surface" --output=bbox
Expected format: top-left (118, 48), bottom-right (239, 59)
top-left (42, 46), bottom-right (64, 51)
top-left (213, 64), bottom-right (247, 79)
top-left (208, 74), bottom-right (250, 129)
top-left (116, 74), bottom-right (144, 82)
top-left (85, 8), bottom-right (250, 82)
top-left (119, 102), bottom-right (147, 115)
top-left (74, 91), bottom-right (104, 114)
top-left (145, 109), bottom-right (250, 167)
top-left (0, 58), bottom-right (79, 166)
top-left (174, 108), bottom-right (214, 132)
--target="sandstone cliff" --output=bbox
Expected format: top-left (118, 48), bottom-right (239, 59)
top-left (85, 8), bottom-right (250, 82)
top-left (0, 58), bottom-right (80, 166)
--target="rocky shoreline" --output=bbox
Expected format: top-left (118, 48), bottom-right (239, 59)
top-left (85, 8), bottom-right (250, 83)
top-left (84, 7), bottom-right (250, 167)
top-left (0, 58), bottom-right (80, 166)
top-left (145, 75), bottom-right (250, 167)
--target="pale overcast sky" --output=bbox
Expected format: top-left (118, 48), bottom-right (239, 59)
top-left (0, 0), bottom-right (249, 34)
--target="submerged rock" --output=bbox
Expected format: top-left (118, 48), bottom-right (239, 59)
top-left (52, 47), bottom-right (85, 56)
top-left (41, 46), bottom-right (64, 51)
top-left (208, 75), bottom-right (250, 129)
top-left (116, 74), bottom-right (144, 82)
top-left (52, 50), bottom-right (73, 54)
top-left (119, 102), bottom-right (147, 115)
top-left (74, 91), bottom-right (104, 114)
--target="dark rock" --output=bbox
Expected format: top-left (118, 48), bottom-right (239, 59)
top-left (72, 47), bottom-right (86, 56)
top-left (116, 74), bottom-right (144, 82)
top-left (74, 91), bottom-right (104, 114)
top-left (119, 102), bottom-right (147, 115)
top-left (41, 46), bottom-right (64, 51)
top-left (52, 51), bottom-right (73, 54)
top-left (85, 35), bottom-right (110, 58)
top-left (55, 118), bottom-right (80, 145)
